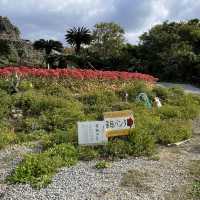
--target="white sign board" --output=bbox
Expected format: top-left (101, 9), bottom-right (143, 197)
top-left (78, 121), bottom-right (107, 145)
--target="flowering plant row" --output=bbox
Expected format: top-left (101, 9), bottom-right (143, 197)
top-left (0, 66), bottom-right (158, 82)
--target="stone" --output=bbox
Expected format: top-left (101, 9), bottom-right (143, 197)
top-left (0, 16), bottom-right (45, 66)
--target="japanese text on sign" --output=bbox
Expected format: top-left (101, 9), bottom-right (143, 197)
top-left (78, 121), bottom-right (107, 145)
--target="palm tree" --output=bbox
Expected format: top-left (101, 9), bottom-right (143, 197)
top-left (65, 26), bottom-right (91, 54)
top-left (33, 39), bottom-right (63, 68)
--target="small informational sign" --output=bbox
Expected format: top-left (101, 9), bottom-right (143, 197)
top-left (78, 121), bottom-right (107, 145)
top-left (104, 110), bottom-right (134, 137)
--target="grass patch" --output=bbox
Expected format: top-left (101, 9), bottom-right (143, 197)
top-left (121, 169), bottom-right (152, 191)
top-left (189, 160), bottom-right (200, 199)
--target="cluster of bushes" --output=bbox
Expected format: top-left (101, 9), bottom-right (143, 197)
top-left (0, 77), bottom-right (199, 188)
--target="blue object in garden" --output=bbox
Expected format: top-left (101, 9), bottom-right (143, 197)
top-left (136, 93), bottom-right (152, 109)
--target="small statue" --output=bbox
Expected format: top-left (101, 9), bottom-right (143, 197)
top-left (154, 97), bottom-right (162, 108)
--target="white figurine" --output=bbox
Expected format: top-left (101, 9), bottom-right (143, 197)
top-left (154, 97), bottom-right (162, 108)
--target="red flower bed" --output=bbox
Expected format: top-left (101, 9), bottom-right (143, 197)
top-left (0, 66), bottom-right (158, 82)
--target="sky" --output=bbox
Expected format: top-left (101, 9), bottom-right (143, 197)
top-left (0, 0), bottom-right (200, 45)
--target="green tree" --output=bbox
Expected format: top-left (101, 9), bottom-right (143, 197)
top-left (139, 20), bottom-right (200, 81)
top-left (90, 22), bottom-right (125, 60)
top-left (65, 27), bottom-right (91, 54)
top-left (33, 39), bottom-right (63, 68)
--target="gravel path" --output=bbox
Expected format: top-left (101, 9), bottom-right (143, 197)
top-left (157, 82), bottom-right (200, 95)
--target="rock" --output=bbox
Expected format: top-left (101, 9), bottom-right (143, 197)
top-left (0, 16), bottom-right (20, 41)
top-left (0, 16), bottom-right (45, 67)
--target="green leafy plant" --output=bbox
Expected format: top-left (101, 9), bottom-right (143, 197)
top-left (78, 146), bottom-right (99, 161)
top-left (95, 160), bottom-right (111, 169)
top-left (156, 120), bottom-right (192, 145)
top-left (8, 144), bottom-right (77, 188)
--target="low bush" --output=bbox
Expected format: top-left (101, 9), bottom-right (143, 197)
top-left (157, 105), bottom-right (182, 119)
top-left (81, 90), bottom-right (119, 114)
top-left (9, 144), bottom-right (77, 188)
top-left (100, 139), bottom-right (133, 159)
top-left (129, 128), bottom-right (156, 156)
top-left (95, 160), bottom-right (110, 169)
top-left (78, 146), bottom-right (99, 161)
top-left (39, 105), bottom-right (84, 132)
top-left (18, 80), bottom-right (33, 91)
top-left (15, 130), bottom-right (49, 144)
top-left (0, 127), bottom-right (16, 149)
top-left (156, 120), bottom-right (192, 145)
top-left (0, 89), bottom-right (12, 119)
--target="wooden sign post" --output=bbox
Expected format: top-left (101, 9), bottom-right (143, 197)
top-left (103, 110), bottom-right (135, 138)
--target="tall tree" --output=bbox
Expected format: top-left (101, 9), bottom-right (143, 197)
top-left (65, 26), bottom-right (91, 54)
top-left (90, 22), bottom-right (125, 60)
top-left (33, 39), bottom-right (63, 67)
top-left (139, 20), bottom-right (200, 81)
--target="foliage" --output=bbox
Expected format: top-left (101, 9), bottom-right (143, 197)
top-left (156, 120), bottom-right (192, 145)
top-left (0, 127), bottom-right (16, 149)
top-left (139, 19), bottom-right (200, 81)
top-left (100, 139), bottom-right (133, 159)
top-left (95, 160), bottom-right (110, 169)
top-left (8, 144), bottom-right (77, 188)
top-left (129, 128), bottom-right (156, 156)
top-left (65, 26), bottom-right (91, 54)
top-left (0, 39), bottom-right (10, 56)
top-left (33, 39), bottom-right (63, 67)
top-left (188, 160), bottom-right (200, 199)
top-left (78, 147), bottom-right (99, 161)
top-left (89, 22), bottom-right (125, 63)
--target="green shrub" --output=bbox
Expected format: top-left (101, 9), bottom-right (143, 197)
top-left (156, 120), bottom-right (192, 145)
top-left (14, 91), bottom-right (82, 116)
top-left (20, 117), bottom-right (41, 132)
top-left (158, 105), bottom-right (182, 119)
top-left (19, 80), bottom-right (33, 91)
top-left (192, 181), bottom-right (200, 198)
top-left (0, 78), bottom-right (10, 92)
top-left (39, 105), bottom-right (84, 132)
top-left (111, 102), bottom-right (134, 111)
top-left (0, 89), bottom-right (12, 119)
top-left (48, 144), bottom-right (77, 166)
top-left (0, 127), bottom-right (17, 149)
top-left (9, 144), bottom-right (77, 188)
top-left (101, 139), bottom-right (133, 158)
top-left (168, 86), bottom-right (184, 96)
top-left (129, 128), bottom-right (156, 156)
top-left (81, 91), bottom-right (119, 114)
top-left (78, 146), bottom-right (99, 161)
top-left (42, 83), bottom-right (72, 98)
top-left (15, 130), bottom-right (48, 144)
top-left (95, 160), bottom-right (110, 169)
